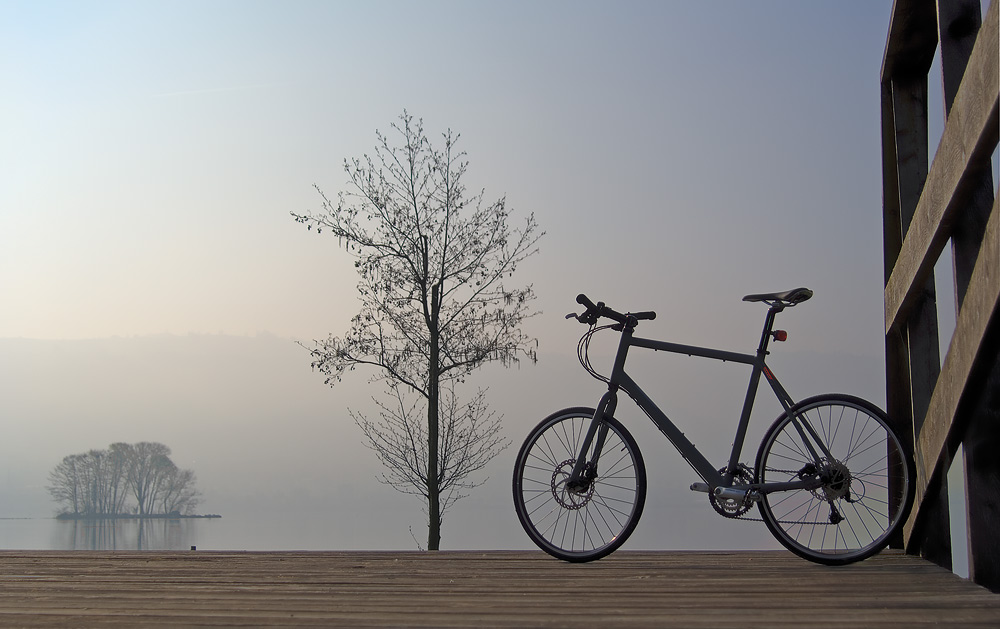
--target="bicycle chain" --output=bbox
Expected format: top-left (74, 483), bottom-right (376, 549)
top-left (726, 467), bottom-right (837, 527)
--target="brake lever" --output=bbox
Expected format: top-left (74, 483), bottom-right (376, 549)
top-left (567, 311), bottom-right (598, 325)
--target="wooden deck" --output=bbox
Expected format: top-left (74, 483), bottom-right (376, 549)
top-left (1, 550), bottom-right (999, 627)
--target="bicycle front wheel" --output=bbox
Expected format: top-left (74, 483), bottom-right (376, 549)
top-left (512, 407), bottom-right (646, 562)
top-left (755, 394), bottom-right (915, 565)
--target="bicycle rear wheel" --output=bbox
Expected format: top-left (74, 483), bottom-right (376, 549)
top-left (512, 407), bottom-right (646, 562)
top-left (755, 394), bottom-right (914, 565)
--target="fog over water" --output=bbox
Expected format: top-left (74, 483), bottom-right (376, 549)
top-left (1, 327), bottom-right (884, 551)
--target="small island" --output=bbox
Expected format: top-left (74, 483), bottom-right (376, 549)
top-left (48, 442), bottom-right (217, 520)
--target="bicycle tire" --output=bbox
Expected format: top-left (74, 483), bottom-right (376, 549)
top-left (512, 407), bottom-right (646, 562)
top-left (755, 394), bottom-right (915, 565)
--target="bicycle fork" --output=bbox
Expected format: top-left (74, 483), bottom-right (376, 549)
top-left (566, 389), bottom-right (619, 493)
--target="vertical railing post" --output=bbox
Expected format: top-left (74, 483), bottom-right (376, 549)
top-left (936, 0), bottom-right (1000, 591)
top-left (886, 69), bottom-right (951, 567)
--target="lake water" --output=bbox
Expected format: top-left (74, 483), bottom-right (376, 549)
top-left (0, 516), bottom-right (416, 552)
top-left (0, 474), bottom-right (797, 552)
top-left (0, 486), bottom-right (546, 551)
top-left (0, 508), bottom-right (533, 552)
top-left (0, 518), bottom-right (223, 551)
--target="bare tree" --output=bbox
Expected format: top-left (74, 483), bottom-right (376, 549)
top-left (292, 111), bottom-right (542, 549)
top-left (105, 442), bottom-right (131, 515)
top-left (352, 383), bottom-right (509, 538)
top-left (157, 468), bottom-right (201, 515)
top-left (47, 455), bottom-right (83, 515)
top-left (46, 442), bottom-right (202, 517)
top-left (47, 451), bottom-right (116, 516)
top-left (123, 442), bottom-right (173, 516)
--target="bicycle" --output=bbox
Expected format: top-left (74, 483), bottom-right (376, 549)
top-left (512, 289), bottom-right (915, 565)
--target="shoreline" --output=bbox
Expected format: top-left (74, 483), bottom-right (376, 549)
top-left (55, 514), bottom-right (222, 520)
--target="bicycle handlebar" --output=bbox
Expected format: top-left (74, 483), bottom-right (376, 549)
top-left (572, 294), bottom-right (656, 326)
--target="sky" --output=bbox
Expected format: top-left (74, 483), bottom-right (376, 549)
top-left (1, 1), bottom-right (982, 553)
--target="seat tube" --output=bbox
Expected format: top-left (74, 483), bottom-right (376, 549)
top-left (727, 357), bottom-right (765, 475)
top-left (726, 306), bottom-right (781, 475)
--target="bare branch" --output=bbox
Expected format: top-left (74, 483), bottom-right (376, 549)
top-left (352, 383), bottom-right (509, 516)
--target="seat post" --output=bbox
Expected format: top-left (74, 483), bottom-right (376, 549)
top-left (756, 303), bottom-right (784, 355)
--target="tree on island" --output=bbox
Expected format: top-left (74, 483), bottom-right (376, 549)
top-left (292, 112), bottom-right (542, 550)
top-left (47, 442), bottom-right (201, 517)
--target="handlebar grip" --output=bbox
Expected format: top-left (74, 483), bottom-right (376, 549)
top-left (575, 294), bottom-right (654, 325)
top-left (602, 306), bottom-right (627, 324)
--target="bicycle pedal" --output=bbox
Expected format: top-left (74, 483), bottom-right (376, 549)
top-left (690, 482), bottom-right (711, 493)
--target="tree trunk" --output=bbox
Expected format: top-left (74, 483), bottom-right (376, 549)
top-left (427, 284), bottom-right (442, 551)
top-left (427, 374), bottom-right (440, 551)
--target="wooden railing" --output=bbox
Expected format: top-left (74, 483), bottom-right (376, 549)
top-left (880, 0), bottom-right (998, 591)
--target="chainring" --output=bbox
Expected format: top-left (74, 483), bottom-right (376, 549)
top-left (709, 465), bottom-right (755, 518)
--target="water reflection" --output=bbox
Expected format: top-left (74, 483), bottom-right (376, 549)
top-left (54, 518), bottom-right (198, 551)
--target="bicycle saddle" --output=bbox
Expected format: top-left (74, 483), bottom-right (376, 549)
top-left (742, 287), bottom-right (813, 305)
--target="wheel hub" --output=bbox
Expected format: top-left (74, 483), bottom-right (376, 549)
top-left (819, 459), bottom-right (852, 502)
top-left (552, 459), bottom-right (594, 509)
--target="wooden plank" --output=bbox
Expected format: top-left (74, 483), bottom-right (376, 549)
top-left (884, 22), bottom-right (949, 565)
top-left (937, 0), bottom-right (986, 117)
top-left (882, 80), bottom-right (904, 280)
top-left (963, 346), bottom-right (1000, 592)
top-left (890, 73), bottom-right (930, 231)
top-left (885, 0), bottom-right (1000, 335)
top-left (937, 0), bottom-right (994, 306)
top-left (885, 328), bottom-right (914, 550)
top-left (881, 0), bottom-right (938, 82)
top-left (905, 194), bottom-right (1000, 545)
top-left (0, 551), bottom-right (998, 627)
top-left (902, 293), bottom-right (949, 567)
top-left (880, 29), bottom-right (912, 553)
top-left (935, 0), bottom-right (1000, 594)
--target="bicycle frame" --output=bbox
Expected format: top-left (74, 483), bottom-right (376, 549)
top-left (570, 304), bottom-right (831, 495)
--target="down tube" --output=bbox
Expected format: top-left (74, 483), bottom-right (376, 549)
top-left (619, 371), bottom-right (723, 485)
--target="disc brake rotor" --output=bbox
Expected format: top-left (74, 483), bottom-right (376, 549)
top-left (552, 459), bottom-right (594, 510)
